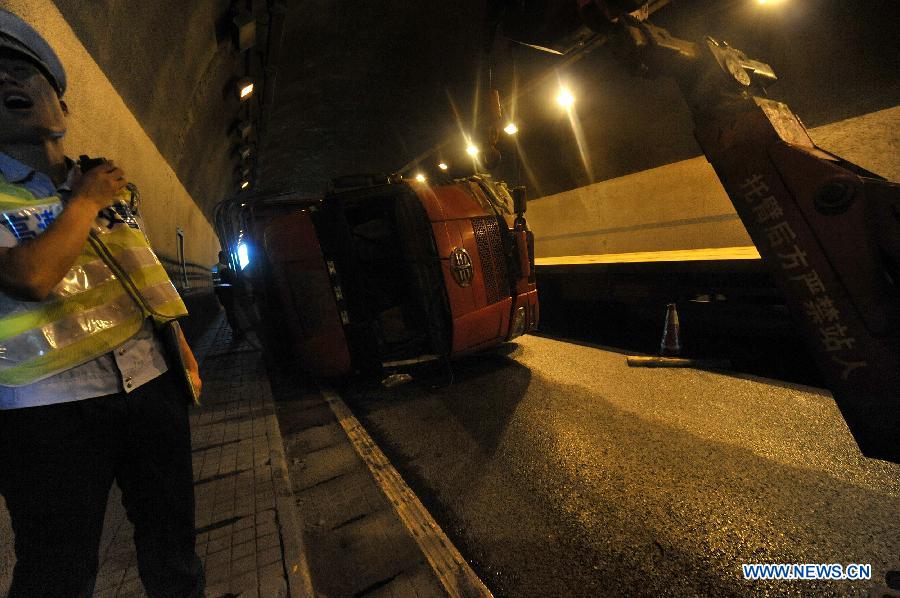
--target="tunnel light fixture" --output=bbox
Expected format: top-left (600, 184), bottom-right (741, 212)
top-left (466, 144), bottom-right (479, 156)
top-left (237, 77), bottom-right (255, 100)
top-left (556, 87), bottom-right (575, 109)
top-left (438, 162), bottom-right (448, 171)
top-left (240, 180), bottom-right (250, 190)
top-left (237, 120), bottom-right (253, 139)
top-left (504, 122), bottom-right (519, 135)
top-left (232, 11), bottom-right (257, 52)
top-left (237, 144), bottom-right (252, 160)
top-left (415, 173), bottom-right (427, 183)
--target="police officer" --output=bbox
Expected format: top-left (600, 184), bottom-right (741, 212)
top-left (0, 9), bottom-right (204, 597)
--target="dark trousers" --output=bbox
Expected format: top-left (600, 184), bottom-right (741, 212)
top-left (214, 287), bottom-right (242, 336)
top-left (0, 371), bottom-right (204, 597)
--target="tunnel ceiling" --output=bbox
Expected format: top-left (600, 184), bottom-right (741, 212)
top-left (256, 0), bottom-right (487, 196)
top-left (52, 0), bottom-right (900, 214)
top-left (255, 0), bottom-right (900, 199)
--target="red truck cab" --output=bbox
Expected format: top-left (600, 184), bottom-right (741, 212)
top-left (263, 175), bottom-right (538, 377)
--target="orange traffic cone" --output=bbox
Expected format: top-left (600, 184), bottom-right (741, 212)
top-left (626, 302), bottom-right (729, 369)
top-left (659, 303), bottom-right (682, 356)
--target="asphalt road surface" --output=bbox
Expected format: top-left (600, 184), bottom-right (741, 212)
top-left (339, 334), bottom-right (900, 597)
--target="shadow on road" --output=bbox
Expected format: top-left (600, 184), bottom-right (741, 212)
top-left (342, 344), bottom-right (532, 455)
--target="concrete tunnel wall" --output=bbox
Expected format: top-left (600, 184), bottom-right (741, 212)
top-left (0, 0), bottom-right (222, 291)
top-left (526, 105), bottom-right (900, 259)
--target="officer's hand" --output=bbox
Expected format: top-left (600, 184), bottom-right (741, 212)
top-left (70, 160), bottom-right (129, 212)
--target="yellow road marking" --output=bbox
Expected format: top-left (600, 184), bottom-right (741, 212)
top-left (535, 245), bottom-right (761, 265)
top-left (319, 384), bottom-right (494, 598)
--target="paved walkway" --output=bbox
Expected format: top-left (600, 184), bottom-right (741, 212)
top-left (92, 316), bottom-right (312, 597)
top-left (0, 314), bottom-right (312, 597)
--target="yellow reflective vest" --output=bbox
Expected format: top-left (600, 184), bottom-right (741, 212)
top-left (0, 176), bottom-right (188, 386)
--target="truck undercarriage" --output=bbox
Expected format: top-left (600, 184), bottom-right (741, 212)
top-left (314, 185), bottom-right (452, 370)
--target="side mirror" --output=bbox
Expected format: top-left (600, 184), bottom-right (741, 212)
top-left (512, 186), bottom-right (527, 215)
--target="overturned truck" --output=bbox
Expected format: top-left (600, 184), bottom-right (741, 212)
top-left (262, 175), bottom-right (538, 376)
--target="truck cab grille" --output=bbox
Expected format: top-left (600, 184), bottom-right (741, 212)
top-left (471, 217), bottom-right (509, 305)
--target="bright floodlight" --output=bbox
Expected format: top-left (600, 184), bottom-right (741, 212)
top-left (237, 242), bottom-right (250, 269)
top-left (415, 173), bottom-right (426, 182)
top-left (504, 122), bottom-right (518, 135)
top-left (556, 87), bottom-right (575, 108)
top-left (466, 144), bottom-right (479, 156)
top-left (438, 162), bottom-right (448, 170)
top-left (240, 180), bottom-right (250, 189)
